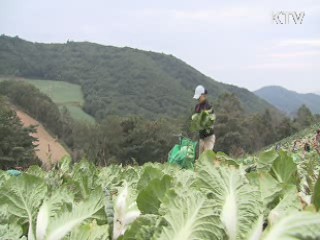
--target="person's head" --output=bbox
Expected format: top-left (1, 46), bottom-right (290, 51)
top-left (304, 143), bottom-right (311, 152)
top-left (193, 85), bottom-right (208, 104)
top-left (317, 129), bottom-right (320, 135)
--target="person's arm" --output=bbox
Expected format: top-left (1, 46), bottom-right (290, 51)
top-left (315, 135), bottom-right (320, 146)
top-left (206, 105), bottom-right (216, 129)
top-left (192, 104), bottom-right (199, 120)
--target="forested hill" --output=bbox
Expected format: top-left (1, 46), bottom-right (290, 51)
top-left (0, 35), bottom-right (276, 120)
top-left (255, 86), bottom-right (320, 116)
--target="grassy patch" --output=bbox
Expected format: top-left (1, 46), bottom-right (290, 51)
top-left (26, 79), bottom-right (85, 104)
top-left (0, 77), bottom-right (95, 123)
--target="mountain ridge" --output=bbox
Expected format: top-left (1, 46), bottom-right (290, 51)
top-left (0, 35), bottom-right (279, 120)
top-left (255, 85), bottom-right (320, 116)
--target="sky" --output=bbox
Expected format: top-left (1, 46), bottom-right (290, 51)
top-left (0, 0), bottom-right (319, 93)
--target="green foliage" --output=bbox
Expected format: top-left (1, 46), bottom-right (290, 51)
top-left (195, 158), bottom-right (262, 240)
top-left (256, 149), bottom-right (278, 170)
top-left (262, 212), bottom-right (320, 240)
top-left (270, 150), bottom-right (298, 186)
top-left (212, 94), bottom-right (294, 155)
top-left (0, 80), bottom-right (67, 139)
top-left (0, 223), bottom-right (24, 240)
top-left (2, 36), bottom-right (308, 159)
top-left (137, 175), bottom-right (173, 214)
top-left (1, 145), bottom-right (320, 239)
top-left (0, 35), bottom-right (277, 121)
top-left (267, 186), bottom-right (302, 226)
top-left (190, 110), bottom-right (216, 132)
top-left (43, 190), bottom-right (104, 240)
top-left (62, 105), bottom-right (95, 123)
top-left (0, 79), bottom-right (313, 167)
top-left (0, 80), bottom-right (81, 154)
top-left (295, 104), bottom-right (316, 129)
top-left (313, 172), bottom-right (320, 211)
top-left (246, 172), bottom-right (283, 218)
top-left (0, 174), bottom-right (47, 239)
top-left (67, 220), bottom-right (109, 240)
top-left (0, 97), bottom-right (38, 169)
top-left (72, 117), bottom-right (178, 166)
top-left (212, 94), bottom-right (317, 156)
top-left (158, 192), bottom-right (224, 240)
top-left (23, 79), bottom-right (85, 104)
top-left (120, 214), bottom-right (160, 240)
top-left (15, 78), bottom-right (94, 123)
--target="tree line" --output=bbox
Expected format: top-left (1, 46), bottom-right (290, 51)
top-left (1, 80), bottom-right (319, 169)
top-left (0, 35), bottom-right (276, 121)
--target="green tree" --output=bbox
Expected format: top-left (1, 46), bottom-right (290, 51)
top-left (294, 105), bottom-right (315, 129)
top-left (60, 106), bottom-right (74, 147)
top-left (0, 97), bottom-right (38, 169)
top-left (214, 94), bottom-right (246, 155)
top-left (71, 116), bottom-right (179, 166)
top-left (120, 117), bottom-right (178, 165)
top-left (0, 35), bottom-right (278, 121)
top-left (0, 81), bottom-right (63, 138)
top-left (260, 109), bottom-right (277, 146)
top-left (276, 117), bottom-right (297, 140)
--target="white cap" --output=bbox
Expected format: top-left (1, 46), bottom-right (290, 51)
top-left (193, 85), bottom-right (206, 99)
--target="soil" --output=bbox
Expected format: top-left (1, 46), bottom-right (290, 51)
top-left (15, 109), bottom-right (69, 166)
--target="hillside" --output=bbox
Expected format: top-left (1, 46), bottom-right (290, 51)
top-left (277, 122), bottom-right (320, 149)
top-left (0, 35), bottom-right (277, 120)
top-left (255, 86), bottom-right (320, 116)
top-left (15, 107), bottom-right (69, 167)
top-left (1, 77), bottom-right (95, 123)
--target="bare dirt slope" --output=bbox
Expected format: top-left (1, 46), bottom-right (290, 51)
top-left (15, 109), bottom-right (69, 165)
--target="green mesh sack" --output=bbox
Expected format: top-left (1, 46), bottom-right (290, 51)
top-left (168, 137), bottom-right (198, 170)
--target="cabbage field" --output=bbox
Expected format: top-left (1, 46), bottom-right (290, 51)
top-left (1, 134), bottom-right (320, 239)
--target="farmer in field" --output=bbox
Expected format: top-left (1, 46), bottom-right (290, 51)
top-left (292, 140), bottom-right (299, 153)
top-left (193, 85), bottom-right (216, 156)
top-left (315, 130), bottom-right (320, 145)
top-left (315, 130), bottom-right (320, 155)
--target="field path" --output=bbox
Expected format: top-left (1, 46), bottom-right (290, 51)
top-left (15, 109), bottom-right (69, 165)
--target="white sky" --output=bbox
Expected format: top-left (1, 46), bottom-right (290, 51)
top-left (0, 0), bottom-right (319, 93)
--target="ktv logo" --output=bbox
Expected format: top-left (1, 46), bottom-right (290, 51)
top-left (273, 11), bottom-right (305, 24)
